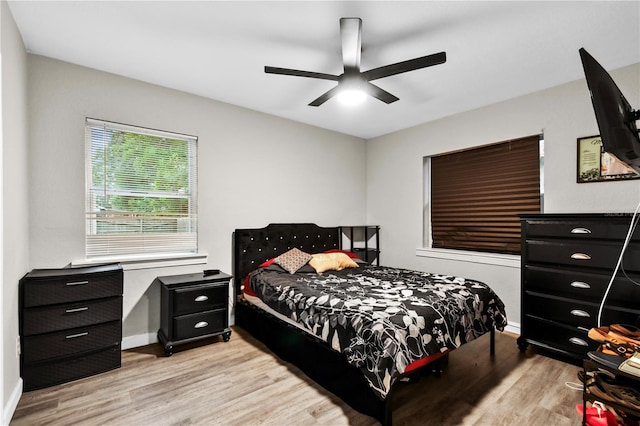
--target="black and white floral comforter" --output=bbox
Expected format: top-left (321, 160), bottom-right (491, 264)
top-left (249, 264), bottom-right (508, 399)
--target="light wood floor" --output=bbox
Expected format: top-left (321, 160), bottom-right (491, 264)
top-left (11, 327), bottom-right (584, 425)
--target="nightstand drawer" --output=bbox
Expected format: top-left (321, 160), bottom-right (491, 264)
top-left (22, 345), bottom-right (121, 392)
top-left (524, 265), bottom-right (640, 303)
top-left (22, 267), bottom-right (123, 307)
top-left (173, 283), bottom-right (228, 315)
top-left (526, 239), bottom-right (640, 271)
top-left (22, 296), bottom-right (122, 335)
top-left (526, 293), bottom-right (640, 328)
top-left (173, 309), bottom-right (228, 340)
top-left (22, 320), bottom-right (122, 363)
top-left (524, 220), bottom-right (637, 240)
top-left (524, 317), bottom-right (599, 355)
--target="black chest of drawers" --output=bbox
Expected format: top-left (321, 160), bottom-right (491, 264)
top-left (518, 214), bottom-right (640, 360)
top-left (19, 263), bottom-right (123, 391)
top-left (156, 272), bottom-right (232, 355)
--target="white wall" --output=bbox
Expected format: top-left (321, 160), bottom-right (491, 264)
top-left (1, 1), bottom-right (28, 422)
top-left (14, 26), bottom-right (640, 422)
top-left (27, 55), bottom-right (367, 344)
top-left (366, 62), bottom-right (640, 328)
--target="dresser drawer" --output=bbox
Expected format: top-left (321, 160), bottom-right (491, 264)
top-left (524, 265), bottom-right (640, 304)
top-left (173, 283), bottom-right (228, 315)
top-left (22, 320), bottom-right (121, 363)
top-left (526, 239), bottom-right (640, 271)
top-left (22, 345), bottom-right (121, 392)
top-left (173, 308), bottom-right (228, 341)
top-left (22, 296), bottom-right (122, 335)
top-left (523, 219), bottom-right (637, 240)
top-left (523, 317), bottom-right (599, 356)
top-left (526, 293), bottom-right (640, 328)
top-left (21, 267), bottom-right (122, 308)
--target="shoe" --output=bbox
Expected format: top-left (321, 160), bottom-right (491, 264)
top-left (575, 401), bottom-right (618, 426)
top-left (595, 373), bottom-right (640, 411)
top-left (588, 351), bottom-right (626, 369)
top-left (610, 324), bottom-right (640, 340)
top-left (585, 376), bottom-right (613, 402)
top-left (588, 326), bottom-right (640, 348)
top-left (602, 341), bottom-right (637, 359)
top-left (578, 367), bottom-right (616, 383)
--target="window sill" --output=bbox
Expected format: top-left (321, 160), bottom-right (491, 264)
top-left (71, 252), bottom-right (208, 271)
top-left (415, 247), bottom-right (520, 269)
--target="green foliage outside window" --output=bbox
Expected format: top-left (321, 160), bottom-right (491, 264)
top-left (89, 128), bottom-right (194, 234)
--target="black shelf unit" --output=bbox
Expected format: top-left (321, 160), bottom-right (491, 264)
top-left (340, 226), bottom-right (380, 265)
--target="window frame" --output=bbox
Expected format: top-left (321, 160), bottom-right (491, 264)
top-left (84, 118), bottom-right (199, 261)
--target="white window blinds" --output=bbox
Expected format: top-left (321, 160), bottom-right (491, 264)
top-left (85, 118), bottom-right (198, 258)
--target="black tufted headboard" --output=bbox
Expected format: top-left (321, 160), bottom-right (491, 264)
top-left (233, 223), bottom-right (340, 297)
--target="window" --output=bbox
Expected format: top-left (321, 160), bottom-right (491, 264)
top-left (85, 119), bottom-right (197, 259)
top-left (425, 135), bottom-right (543, 255)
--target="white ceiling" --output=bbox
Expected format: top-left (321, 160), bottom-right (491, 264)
top-left (7, 1), bottom-right (640, 139)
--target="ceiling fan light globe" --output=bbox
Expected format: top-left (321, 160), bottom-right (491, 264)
top-left (337, 89), bottom-right (367, 106)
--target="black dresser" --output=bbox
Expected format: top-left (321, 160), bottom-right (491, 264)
top-left (19, 263), bottom-right (123, 391)
top-left (156, 272), bottom-right (232, 356)
top-left (518, 214), bottom-right (640, 360)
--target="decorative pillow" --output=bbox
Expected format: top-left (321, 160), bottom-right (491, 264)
top-left (309, 252), bottom-right (359, 273)
top-left (323, 249), bottom-right (361, 260)
top-left (273, 248), bottom-right (313, 274)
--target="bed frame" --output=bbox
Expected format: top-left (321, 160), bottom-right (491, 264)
top-left (232, 223), bottom-right (494, 424)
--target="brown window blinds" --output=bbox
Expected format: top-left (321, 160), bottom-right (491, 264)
top-left (430, 135), bottom-right (541, 254)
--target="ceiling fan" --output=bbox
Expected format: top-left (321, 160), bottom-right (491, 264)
top-left (265, 17), bottom-right (447, 107)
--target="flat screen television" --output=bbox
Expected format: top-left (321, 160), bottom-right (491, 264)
top-left (579, 47), bottom-right (640, 174)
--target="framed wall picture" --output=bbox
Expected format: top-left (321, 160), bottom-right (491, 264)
top-left (577, 135), bottom-right (640, 183)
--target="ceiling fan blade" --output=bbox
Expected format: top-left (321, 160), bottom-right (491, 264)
top-left (265, 66), bottom-right (338, 81)
top-left (362, 51), bottom-right (447, 81)
top-left (364, 82), bottom-right (399, 104)
top-left (340, 17), bottom-right (362, 72)
top-left (309, 85), bottom-right (341, 107)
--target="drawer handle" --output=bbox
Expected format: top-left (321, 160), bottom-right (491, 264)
top-left (66, 332), bottom-right (89, 339)
top-left (194, 295), bottom-right (209, 302)
top-left (194, 321), bottom-right (208, 329)
top-left (65, 307), bottom-right (89, 313)
top-left (570, 281), bottom-right (591, 289)
top-left (569, 337), bottom-right (589, 346)
top-left (570, 227), bottom-right (592, 234)
top-left (570, 253), bottom-right (591, 260)
top-left (570, 309), bottom-right (590, 318)
top-left (66, 280), bottom-right (89, 286)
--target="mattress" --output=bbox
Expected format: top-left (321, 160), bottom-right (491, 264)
top-left (245, 262), bottom-right (507, 399)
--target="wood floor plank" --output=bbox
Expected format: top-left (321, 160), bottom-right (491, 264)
top-left (11, 327), bottom-right (583, 425)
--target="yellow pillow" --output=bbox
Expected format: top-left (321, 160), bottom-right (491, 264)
top-left (309, 252), bottom-right (359, 273)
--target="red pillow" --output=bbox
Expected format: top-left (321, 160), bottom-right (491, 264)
top-left (242, 275), bottom-right (257, 297)
top-left (324, 249), bottom-right (360, 260)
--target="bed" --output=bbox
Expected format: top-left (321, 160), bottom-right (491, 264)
top-left (233, 223), bottom-right (507, 424)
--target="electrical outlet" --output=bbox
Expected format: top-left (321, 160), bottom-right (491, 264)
top-left (16, 337), bottom-right (20, 358)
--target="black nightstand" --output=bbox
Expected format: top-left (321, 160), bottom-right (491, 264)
top-left (156, 271), bottom-right (232, 356)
